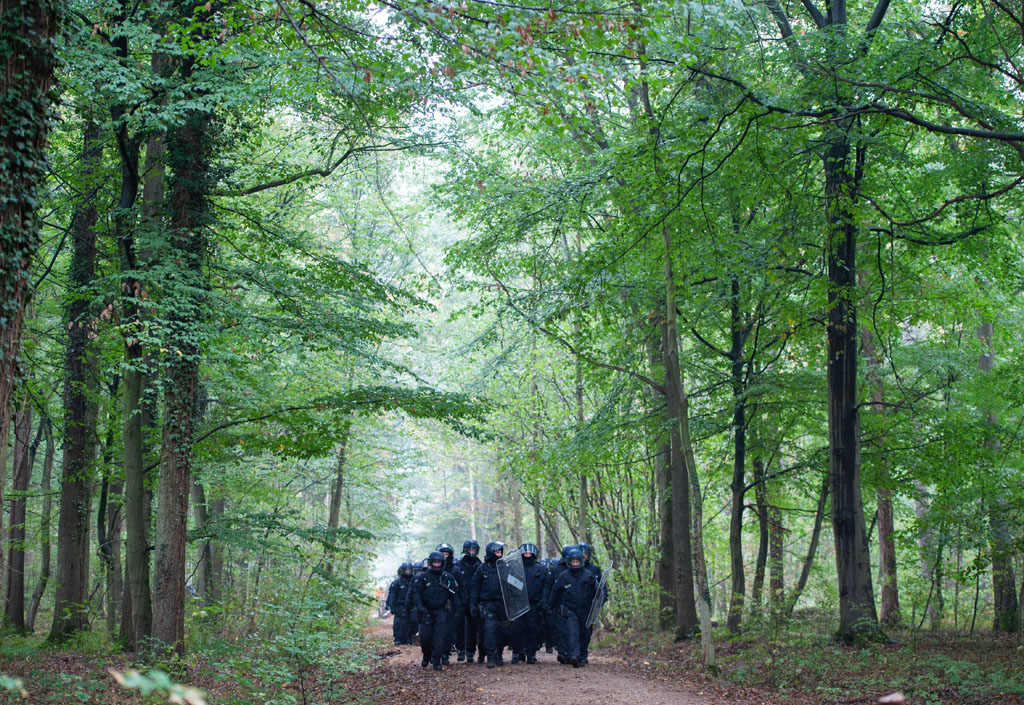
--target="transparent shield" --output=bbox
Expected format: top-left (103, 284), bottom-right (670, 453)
top-left (497, 548), bottom-right (531, 621)
top-left (586, 563), bottom-right (613, 628)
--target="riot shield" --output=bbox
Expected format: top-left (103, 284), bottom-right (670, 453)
top-left (586, 563), bottom-right (613, 628)
top-left (497, 548), bottom-right (531, 621)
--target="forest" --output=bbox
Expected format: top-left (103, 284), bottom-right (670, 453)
top-left (0, 0), bottom-right (1023, 702)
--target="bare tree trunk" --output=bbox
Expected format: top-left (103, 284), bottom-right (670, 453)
top-left (98, 377), bottom-right (123, 637)
top-left (208, 498), bottom-right (224, 605)
top-left (645, 328), bottom-right (675, 630)
top-left (50, 120), bottom-right (103, 642)
top-left (824, 136), bottom-right (879, 643)
top-left (660, 233), bottom-right (698, 638)
top-left (511, 474), bottom-right (523, 547)
top-left (752, 458), bottom-right (769, 609)
top-left (977, 320), bottom-right (1019, 632)
top-left (574, 331), bottom-right (588, 544)
top-left (727, 279), bottom-right (747, 633)
top-left (191, 476), bottom-right (211, 601)
top-left (544, 511), bottom-right (560, 557)
top-left (468, 465), bottom-right (477, 539)
top-left (769, 502), bottom-right (784, 617)
top-left (327, 427), bottom-right (350, 575)
top-left (120, 119), bottom-right (157, 651)
top-left (533, 493), bottom-right (542, 552)
top-left (4, 398), bottom-right (32, 631)
top-left (859, 295), bottom-right (900, 627)
top-left (26, 417), bottom-right (54, 632)
top-left (786, 474), bottom-right (829, 617)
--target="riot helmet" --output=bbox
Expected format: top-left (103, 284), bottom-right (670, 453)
top-left (566, 547), bottom-right (585, 571)
top-left (462, 539), bottom-right (480, 556)
top-left (421, 557), bottom-right (431, 571)
top-left (437, 542), bottom-right (455, 559)
top-left (577, 542), bottom-right (593, 562)
top-left (428, 550), bottom-right (445, 573)
top-left (561, 544), bottom-right (576, 558)
top-left (399, 561), bottom-right (415, 577)
top-left (484, 541), bottom-right (505, 562)
top-left (519, 543), bottom-right (539, 565)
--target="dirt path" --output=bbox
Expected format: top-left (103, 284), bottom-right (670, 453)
top-left (360, 617), bottom-right (725, 705)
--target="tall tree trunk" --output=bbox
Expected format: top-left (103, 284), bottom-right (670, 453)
top-left (859, 284), bottom-right (900, 627)
top-left (511, 474), bottom-right (523, 546)
top-left (119, 150), bottom-right (150, 650)
top-left (660, 232), bottom-right (698, 638)
top-left (786, 474), bottom-right (829, 617)
top-left (152, 105), bottom-right (212, 655)
top-left (190, 477), bottom-right (211, 602)
top-left (49, 121), bottom-right (103, 642)
top-left (533, 493), bottom-right (543, 553)
top-left (769, 501), bottom-right (785, 617)
top-left (0, 0), bottom-right (59, 465)
top-left (575, 329), bottom-right (589, 544)
top-left (977, 320), bottom-right (1019, 632)
top-left (105, 477), bottom-right (124, 636)
top-left (4, 398), bottom-right (32, 631)
top-left (327, 426), bottom-right (350, 575)
top-left (208, 498), bottom-right (224, 604)
top-left (727, 278), bottom-right (747, 633)
top-left (27, 417), bottom-right (54, 632)
top-left (99, 376), bottom-right (123, 636)
top-left (468, 465), bottom-right (477, 539)
top-left (752, 458), bottom-right (769, 609)
top-left (824, 135), bottom-right (879, 643)
top-left (913, 481), bottom-right (943, 629)
top-left (645, 325), bottom-right (675, 629)
top-left (121, 69), bottom-right (167, 647)
top-left (544, 511), bottom-right (560, 557)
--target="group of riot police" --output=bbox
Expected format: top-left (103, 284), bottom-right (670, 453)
top-left (384, 540), bottom-right (606, 671)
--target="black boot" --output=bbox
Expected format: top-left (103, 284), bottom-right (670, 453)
top-left (421, 656), bottom-right (430, 668)
top-left (457, 651), bottom-right (466, 662)
top-left (510, 653), bottom-right (520, 665)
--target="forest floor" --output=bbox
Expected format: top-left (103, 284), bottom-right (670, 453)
top-left (1, 616), bottom-right (1021, 704)
top-left (346, 620), bottom-right (744, 705)
top-left (344, 617), bottom-right (1024, 705)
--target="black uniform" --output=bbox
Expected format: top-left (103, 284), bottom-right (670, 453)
top-left (436, 544), bottom-right (459, 663)
top-left (410, 563), bottom-right (461, 669)
top-left (453, 553), bottom-right (484, 661)
top-left (542, 553), bottom-right (571, 656)
top-left (511, 547), bottom-right (549, 663)
top-left (386, 571), bottom-right (415, 645)
top-left (471, 543), bottom-right (510, 667)
top-left (548, 552), bottom-right (598, 667)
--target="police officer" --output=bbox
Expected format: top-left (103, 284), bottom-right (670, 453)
top-left (410, 551), bottom-right (460, 671)
top-left (386, 562), bottom-right (416, 645)
top-left (510, 543), bottom-right (548, 664)
top-left (470, 541), bottom-right (510, 668)
top-left (547, 547), bottom-right (598, 668)
top-left (542, 545), bottom-right (577, 660)
top-left (452, 539), bottom-right (484, 663)
top-left (435, 543), bottom-right (459, 663)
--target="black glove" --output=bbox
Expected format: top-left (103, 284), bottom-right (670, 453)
top-left (469, 603), bottom-right (479, 618)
